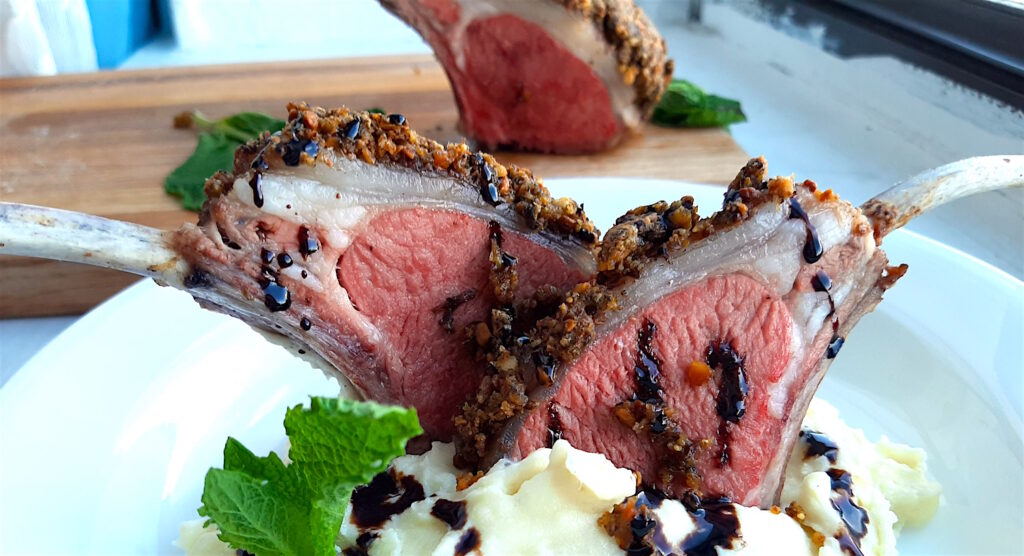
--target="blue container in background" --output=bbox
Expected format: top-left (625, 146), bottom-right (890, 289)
top-left (85, 0), bottom-right (156, 69)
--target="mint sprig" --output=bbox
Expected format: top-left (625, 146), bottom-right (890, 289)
top-left (166, 111), bottom-right (286, 211)
top-left (198, 398), bottom-right (422, 556)
top-left (652, 79), bottom-right (746, 128)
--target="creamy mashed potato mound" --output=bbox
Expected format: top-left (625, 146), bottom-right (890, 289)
top-left (179, 399), bottom-right (941, 555)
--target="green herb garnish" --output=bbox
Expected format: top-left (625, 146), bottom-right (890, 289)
top-left (198, 398), bottom-right (422, 556)
top-left (652, 79), bottom-right (746, 128)
top-left (166, 111), bottom-right (286, 211)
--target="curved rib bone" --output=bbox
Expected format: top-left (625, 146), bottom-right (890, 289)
top-left (0, 203), bottom-right (185, 286)
top-left (862, 155), bottom-right (1024, 242)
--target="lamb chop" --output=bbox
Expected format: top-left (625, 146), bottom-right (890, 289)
top-left (0, 104), bottom-right (599, 440)
top-left (380, 0), bottom-right (673, 153)
top-left (453, 155), bottom-right (1024, 507)
top-left (1, 101), bottom-right (1018, 504)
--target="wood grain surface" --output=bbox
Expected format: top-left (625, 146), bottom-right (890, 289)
top-left (0, 54), bottom-right (748, 317)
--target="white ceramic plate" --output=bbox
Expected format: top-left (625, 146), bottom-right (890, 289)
top-left (1, 179), bottom-right (1021, 555)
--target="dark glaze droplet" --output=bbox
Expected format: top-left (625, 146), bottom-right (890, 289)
top-left (298, 226), bottom-right (319, 257)
top-left (827, 468), bottom-right (869, 555)
top-left (343, 119), bottom-right (361, 139)
top-left (534, 351), bottom-right (556, 385)
top-left (488, 220), bottom-right (503, 246)
top-left (430, 498), bottom-right (468, 530)
top-left (826, 336), bottom-right (845, 358)
top-left (618, 491), bottom-right (675, 555)
top-left (248, 173), bottom-right (264, 207)
top-left (454, 527), bottom-right (481, 556)
top-left (217, 226), bottom-right (241, 250)
top-left (277, 252), bottom-right (293, 268)
top-left (183, 268), bottom-right (212, 289)
top-left (708, 342), bottom-right (748, 422)
top-left (281, 138), bottom-right (320, 166)
top-left (260, 248), bottom-right (274, 265)
top-left (300, 317), bottom-right (311, 331)
top-left (301, 269), bottom-right (308, 279)
top-left (437, 289), bottom-right (476, 333)
top-left (387, 113), bottom-right (406, 125)
top-left (634, 321), bottom-right (664, 404)
top-left (789, 198), bottom-right (823, 264)
top-left (500, 251), bottom-right (517, 268)
top-left (342, 531), bottom-right (377, 556)
top-left (255, 221), bottom-right (271, 242)
top-left (812, 269), bottom-right (845, 359)
top-left (350, 470), bottom-right (426, 528)
top-left (722, 188), bottom-right (741, 207)
top-left (546, 402), bottom-right (564, 447)
top-left (811, 270), bottom-right (832, 293)
top-left (680, 498), bottom-right (742, 556)
top-left (576, 228), bottom-right (597, 244)
top-left (476, 154), bottom-right (501, 206)
top-left (801, 429), bottom-right (839, 463)
top-left (262, 280), bottom-right (291, 312)
top-left (251, 155), bottom-right (268, 172)
top-left (707, 342), bottom-right (748, 466)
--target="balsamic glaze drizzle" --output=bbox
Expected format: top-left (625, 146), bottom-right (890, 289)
top-left (342, 119), bottom-right (360, 140)
top-left (349, 470), bottom-right (425, 528)
top-left (431, 498), bottom-right (468, 530)
top-left (789, 198), bottom-right (823, 264)
top-left (635, 321), bottom-right (664, 404)
top-left (811, 269), bottom-right (846, 359)
top-left (546, 402), bottom-right (564, 447)
top-left (260, 248), bottom-right (274, 265)
top-left (248, 172), bottom-right (264, 208)
top-left (827, 468), bottom-right (870, 556)
top-left (454, 527), bottom-right (481, 556)
top-left (707, 342), bottom-right (748, 466)
top-left (680, 498), bottom-right (743, 556)
top-left (800, 429), bottom-right (839, 463)
top-left (298, 226), bottom-right (319, 257)
top-left (341, 531), bottom-right (377, 556)
top-left (437, 289), bottom-right (477, 333)
top-left (183, 268), bottom-right (212, 289)
top-left (476, 154), bottom-right (501, 206)
top-left (624, 492), bottom-right (673, 556)
top-left (261, 279), bottom-right (290, 312)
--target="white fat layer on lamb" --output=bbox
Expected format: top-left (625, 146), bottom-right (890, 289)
top-left (605, 191), bottom-right (858, 334)
top-left (450, 0), bottom-right (640, 128)
top-left (228, 161), bottom-right (596, 275)
top-left (767, 277), bottom-right (853, 419)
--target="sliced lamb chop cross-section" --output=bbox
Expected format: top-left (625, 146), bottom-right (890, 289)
top-left (381, 0), bottom-right (673, 153)
top-left (454, 155), bottom-right (1024, 507)
top-left (0, 104), bottom-right (599, 440)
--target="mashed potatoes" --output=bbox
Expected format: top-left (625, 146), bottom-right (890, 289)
top-left (179, 399), bottom-right (941, 555)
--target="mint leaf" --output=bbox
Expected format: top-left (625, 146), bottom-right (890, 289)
top-left (652, 79), bottom-right (746, 128)
top-left (201, 469), bottom-right (313, 556)
top-left (285, 398), bottom-right (421, 486)
top-left (217, 112), bottom-right (287, 143)
top-left (198, 398), bottom-right (422, 556)
top-left (164, 132), bottom-right (236, 211)
top-left (166, 110), bottom-right (286, 211)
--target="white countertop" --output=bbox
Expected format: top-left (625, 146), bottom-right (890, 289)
top-left (2, 0), bottom-right (1022, 386)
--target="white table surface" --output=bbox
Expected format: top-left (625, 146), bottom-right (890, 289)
top-left (2, 0), bottom-right (1022, 387)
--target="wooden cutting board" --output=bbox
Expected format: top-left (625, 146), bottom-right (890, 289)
top-left (0, 55), bottom-right (748, 317)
